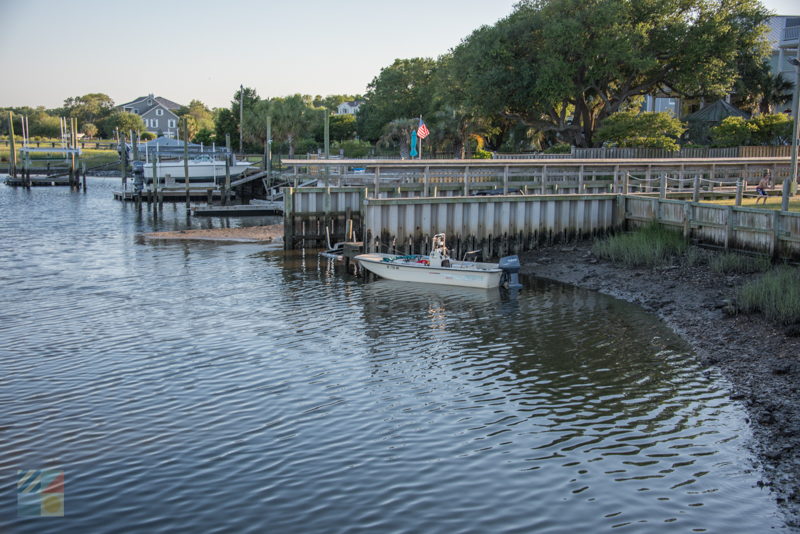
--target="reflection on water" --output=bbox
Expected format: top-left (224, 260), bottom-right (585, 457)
top-left (0, 180), bottom-right (784, 533)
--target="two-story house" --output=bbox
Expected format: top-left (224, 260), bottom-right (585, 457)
top-left (336, 100), bottom-right (364, 115)
top-left (117, 93), bottom-right (183, 138)
top-left (766, 15), bottom-right (800, 116)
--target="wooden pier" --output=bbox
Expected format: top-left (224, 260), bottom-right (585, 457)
top-left (113, 189), bottom-right (236, 202)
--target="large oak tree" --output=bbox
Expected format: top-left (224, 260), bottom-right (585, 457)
top-left (448, 0), bottom-right (770, 147)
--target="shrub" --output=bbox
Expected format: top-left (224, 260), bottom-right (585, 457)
top-left (709, 252), bottom-right (771, 274)
top-left (595, 111), bottom-right (686, 151)
top-left (736, 266), bottom-right (800, 324)
top-left (592, 222), bottom-right (688, 267)
top-left (544, 143), bottom-right (572, 154)
top-left (710, 116), bottom-right (755, 147)
top-left (472, 148), bottom-right (492, 159)
top-left (334, 139), bottom-right (371, 158)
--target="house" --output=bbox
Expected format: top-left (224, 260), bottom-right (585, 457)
top-left (117, 93), bottom-right (183, 138)
top-left (336, 100), bottom-right (363, 115)
top-left (766, 15), bottom-right (800, 116)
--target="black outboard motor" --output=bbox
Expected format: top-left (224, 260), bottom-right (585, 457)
top-left (132, 161), bottom-right (144, 193)
top-left (499, 255), bottom-right (523, 289)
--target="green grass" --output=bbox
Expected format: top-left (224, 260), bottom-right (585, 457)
top-left (705, 196), bottom-right (800, 212)
top-left (592, 222), bottom-right (688, 267)
top-left (709, 252), bottom-right (772, 274)
top-left (736, 266), bottom-right (800, 325)
top-left (0, 147), bottom-right (119, 169)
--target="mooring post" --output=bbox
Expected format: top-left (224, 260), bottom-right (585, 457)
top-left (207, 188), bottom-right (213, 205)
top-left (659, 174), bottom-right (667, 199)
top-left (735, 179), bottom-right (743, 206)
top-left (463, 166), bottom-right (470, 196)
top-left (119, 133), bottom-right (127, 191)
top-left (183, 118), bottom-right (190, 209)
top-left (151, 151), bottom-right (158, 216)
top-left (423, 165), bottom-right (430, 197)
top-left (503, 165), bottom-right (509, 194)
top-left (7, 112), bottom-right (17, 178)
top-left (224, 133), bottom-right (231, 206)
top-left (374, 166), bottom-right (381, 198)
top-left (82, 161), bottom-right (87, 191)
top-left (693, 175), bottom-right (700, 202)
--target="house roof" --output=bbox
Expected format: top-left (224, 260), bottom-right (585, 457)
top-left (118, 95), bottom-right (183, 111)
top-left (684, 100), bottom-right (749, 123)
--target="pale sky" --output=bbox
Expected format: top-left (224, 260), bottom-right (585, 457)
top-left (0, 0), bottom-right (797, 110)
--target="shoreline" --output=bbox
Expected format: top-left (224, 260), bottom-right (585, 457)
top-left (520, 242), bottom-right (800, 527)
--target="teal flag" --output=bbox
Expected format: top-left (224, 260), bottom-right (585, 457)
top-left (410, 130), bottom-right (418, 158)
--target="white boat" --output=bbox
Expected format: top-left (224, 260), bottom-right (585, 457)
top-left (355, 234), bottom-right (522, 289)
top-left (142, 154), bottom-right (252, 184)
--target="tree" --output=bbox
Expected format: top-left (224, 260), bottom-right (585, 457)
top-left (449, 0), bottom-right (770, 147)
top-left (710, 116), bottom-right (756, 147)
top-left (314, 114), bottom-right (357, 143)
top-left (231, 86), bottom-right (259, 151)
top-left (748, 113), bottom-right (793, 145)
top-left (101, 111), bottom-right (146, 139)
top-left (63, 93), bottom-right (115, 125)
top-left (82, 123), bottom-right (98, 138)
top-left (268, 95), bottom-right (321, 157)
top-left (377, 118), bottom-right (417, 158)
top-left (595, 111), bottom-right (686, 151)
top-left (177, 99), bottom-right (215, 141)
top-left (357, 58), bottom-right (438, 142)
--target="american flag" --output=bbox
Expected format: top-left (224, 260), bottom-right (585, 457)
top-left (417, 119), bottom-right (430, 140)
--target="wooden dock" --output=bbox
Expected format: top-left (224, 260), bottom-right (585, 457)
top-left (191, 202), bottom-right (283, 217)
top-left (5, 175), bottom-right (72, 186)
top-left (113, 189), bottom-right (235, 202)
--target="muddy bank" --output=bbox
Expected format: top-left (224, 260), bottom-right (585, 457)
top-left (143, 224), bottom-right (283, 243)
top-left (521, 242), bottom-right (800, 527)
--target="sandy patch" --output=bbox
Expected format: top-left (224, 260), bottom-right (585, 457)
top-left (143, 224), bottom-right (283, 243)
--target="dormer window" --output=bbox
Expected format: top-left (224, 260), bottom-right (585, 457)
top-left (147, 99), bottom-right (153, 105)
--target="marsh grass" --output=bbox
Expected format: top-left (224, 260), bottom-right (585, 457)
top-left (593, 223), bottom-right (688, 267)
top-left (737, 267), bottom-right (800, 325)
top-left (709, 252), bottom-right (772, 274)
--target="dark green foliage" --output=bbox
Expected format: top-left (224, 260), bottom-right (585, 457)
top-left (595, 111), bottom-right (686, 151)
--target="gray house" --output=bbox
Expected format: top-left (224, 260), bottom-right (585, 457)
top-left (117, 93), bottom-right (183, 138)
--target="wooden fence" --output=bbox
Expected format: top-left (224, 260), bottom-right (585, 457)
top-left (494, 146), bottom-right (791, 159)
top-left (626, 196), bottom-right (800, 258)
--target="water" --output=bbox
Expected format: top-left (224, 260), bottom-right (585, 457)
top-left (0, 179), bottom-right (786, 532)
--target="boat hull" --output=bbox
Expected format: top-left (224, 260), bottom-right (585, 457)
top-left (143, 161), bottom-right (252, 181)
top-left (356, 253), bottom-right (503, 289)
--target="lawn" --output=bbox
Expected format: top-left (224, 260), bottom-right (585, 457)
top-left (0, 147), bottom-right (120, 169)
top-left (703, 195), bottom-right (800, 212)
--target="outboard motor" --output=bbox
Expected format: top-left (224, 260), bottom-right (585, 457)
top-left (132, 161), bottom-right (144, 193)
top-left (499, 255), bottom-right (523, 289)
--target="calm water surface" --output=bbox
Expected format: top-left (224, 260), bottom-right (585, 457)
top-left (0, 179), bottom-right (786, 532)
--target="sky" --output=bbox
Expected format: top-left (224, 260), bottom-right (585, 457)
top-left (0, 0), bottom-right (797, 111)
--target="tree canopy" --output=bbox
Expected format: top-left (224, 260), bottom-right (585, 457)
top-left (357, 58), bottom-right (438, 142)
top-left (447, 0), bottom-right (770, 147)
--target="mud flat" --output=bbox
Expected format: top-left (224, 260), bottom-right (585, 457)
top-left (143, 224), bottom-right (283, 243)
top-left (521, 242), bottom-right (800, 528)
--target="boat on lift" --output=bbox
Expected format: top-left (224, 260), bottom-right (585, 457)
top-left (355, 233), bottom-right (522, 289)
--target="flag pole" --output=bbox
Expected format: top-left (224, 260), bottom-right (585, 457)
top-left (419, 115), bottom-right (423, 159)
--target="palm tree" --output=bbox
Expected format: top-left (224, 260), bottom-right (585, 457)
top-left (757, 72), bottom-right (794, 115)
top-left (378, 119), bottom-right (417, 158)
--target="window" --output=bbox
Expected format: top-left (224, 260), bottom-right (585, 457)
top-left (168, 119), bottom-right (176, 128)
top-left (152, 119), bottom-right (159, 128)
top-left (156, 108), bottom-right (164, 116)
